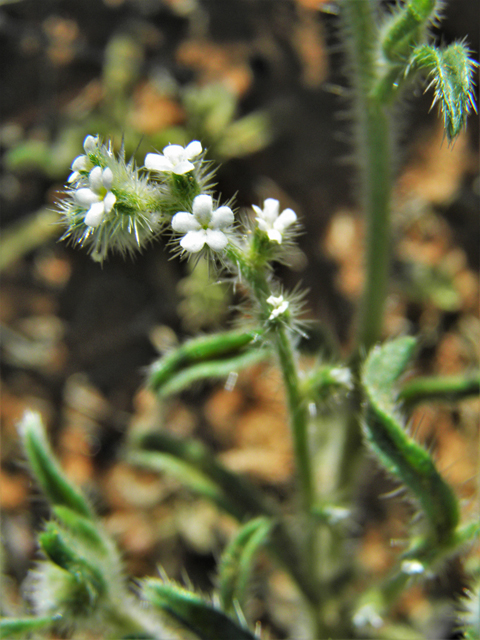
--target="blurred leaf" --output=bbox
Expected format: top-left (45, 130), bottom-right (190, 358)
top-left (218, 516), bottom-right (272, 617)
top-left (142, 578), bottom-right (258, 640)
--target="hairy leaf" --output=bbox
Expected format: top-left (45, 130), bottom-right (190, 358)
top-left (362, 338), bottom-right (459, 547)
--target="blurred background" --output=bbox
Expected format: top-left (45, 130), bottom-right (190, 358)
top-left (1, 0), bottom-right (479, 637)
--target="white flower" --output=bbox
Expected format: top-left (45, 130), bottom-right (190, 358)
top-left (67, 135), bottom-right (98, 182)
top-left (330, 367), bottom-right (353, 389)
top-left (252, 198), bottom-right (297, 244)
top-left (172, 194), bottom-right (234, 253)
top-left (401, 560), bottom-right (425, 575)
top-left (266, 295), bottom-right (289, 320)
top-left (75, 166), bottom-right (116, 227)
top-left (145, 140), bottom-right (202, 175)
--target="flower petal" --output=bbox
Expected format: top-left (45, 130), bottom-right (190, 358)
top-left (210, 206), bottom-right (234, 229)
top-left (89, 166), bottom-right (104, 192)
top-left (275, 208), bottom-right (297, 232)
top-left (163, 145), bottom-right (185, 164)
top-left (172, 212), bottom-right (201, 233)
top-left (172, 160), bottom-right (195, 175)
top-left (83, 135), bottom-right (98, 153)
top-left (185, 140), bottom-right (202, 159)
top-left (252, 205), bottom-right (263, 217)
top-left (76, 188), bottom-right (101, 206)
top-left (262, 198), bottom-right (280, 223)
top-left (205, 229), bottom-right (228, 251)
top-left (267, 229), bottom-right (283, 244)
top-left (71, 155), bottom-right (88, 172)
top-left (192, 195), bottom-right (213, 225)
top-left (102, 167), bottom-right (114, 190)
top-left (104, 191), bottom-right (116, 214)
top-left (180, 230), bottom-right (207, 253)
top-left (144, 153), bottom-right (173, 172)
top-left (84, 202), bottom-right (105, 227)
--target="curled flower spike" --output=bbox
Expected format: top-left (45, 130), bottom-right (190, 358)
top-left (172, 194), bottom-right (234, 253)
top-left (145, 141), bottom-right (202, 175)
top-left (68, 135), bottom-right (98, 183)
top-left (252, 198), bottom-right (297, 244)
top-left (76, 166), bottom-right (116, 227)
top-left (267, 295), bottom-right (289, 320)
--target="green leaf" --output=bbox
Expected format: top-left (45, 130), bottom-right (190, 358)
top-left (218, 517), bottom-right (273, 616)
top-left (128, 431), bottom-right (319, 606)
top-left (157, 347), bottom-right (270, 397)
top-left (148, 329), bottom-right (263, 393)
top-left (53, 506), bottom-right (109, 555)
top-left (409, 43), bottom-right (478, 141)
top-left (18, 411), bottom-right (93, 519)
top-left (142, 579), bottom-right (258, 640)
top-left (381, 0), bottom-right (438, 63)
top-left (128, 433), bottom-right (270, 522)
top-left (0, 616), bottom-right (54, 638)
top-left (39, 523), bottom-right (106, 600)
top-left (399, 372), bottom-right (480, 407)
top-left (362, 338), bottom-right (459, 547)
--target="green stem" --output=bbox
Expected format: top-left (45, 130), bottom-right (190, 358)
top-left (342, 0), bottom-right (393, 355)
top-left (225, 244), bottom-right (314, 515)
top-left (224, 244), bottom-right (322, 634)
top-left (274, 325), bottom-right (314, 513)
top-left (335, 0), bottom-right (395, 496)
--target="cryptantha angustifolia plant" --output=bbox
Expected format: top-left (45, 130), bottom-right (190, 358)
top-left (2, 1), bottom-right (479, 638)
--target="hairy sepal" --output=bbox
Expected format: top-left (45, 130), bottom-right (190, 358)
top-left (409, 42), bottom-right (478, 141)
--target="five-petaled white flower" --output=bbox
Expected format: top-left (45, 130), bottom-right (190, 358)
top-left (252, 198), bottom-right (297, 244)
top-left (172, 194), bottom-right (234, 253)
top-left (76, 166), bottom-right (116, 228)
top-left (266, 295), bottom-right (289, 320)
top-left (68, 135), bottom-right (98, 183)
top-left (145, 141), bottom-right (202, 175)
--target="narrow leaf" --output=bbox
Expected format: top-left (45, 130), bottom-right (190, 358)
top-left (18, 411), bottom-right (93, 519)
top-left (128, 431), bottom-right (318, 606)
top-left (149, 329), bottom-right (262, 392)
top-left (218, 517), bottom-right (273, 616)
top-left (362, 338), bottom-right (459, 546)
top-left (399, 372), bottom-right (480, 407)
top-left (39, 523), bottom-right (106, 599)
top-left (143, 579), bottom-right (258, 640)
top-left (157, 347), bottom-right (270, 397)
top-left (0, 616), bottom-right (54, 638)
top-left (53, 506), bottom-right (108, 555)
top-left (381, 0), bottom-right (437, 63)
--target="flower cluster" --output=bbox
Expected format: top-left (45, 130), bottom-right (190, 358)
top-left (59, 136), bottom-right (164, 262)
top-left (59, 137), bottom-right (300, 287)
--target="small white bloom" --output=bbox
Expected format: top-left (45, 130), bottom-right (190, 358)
top-left (67, 135), bottom-right (98, 182)
top-left (266, 295), bottom-right (289, 320)
top-left (353, 604), bottom-right (383, 629)
top-left (252, 198), bottom-right (297, 244)
top-left (401, 560), bottom-right (425, 575)
top-left (330, 367), bottom-right (353, 389)
top-left (145, 140), bottom-right (202, 175)
top-left (76, 166), bottom-right (116, 227)
top-left (172, 194), bottom-right (234, 253)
